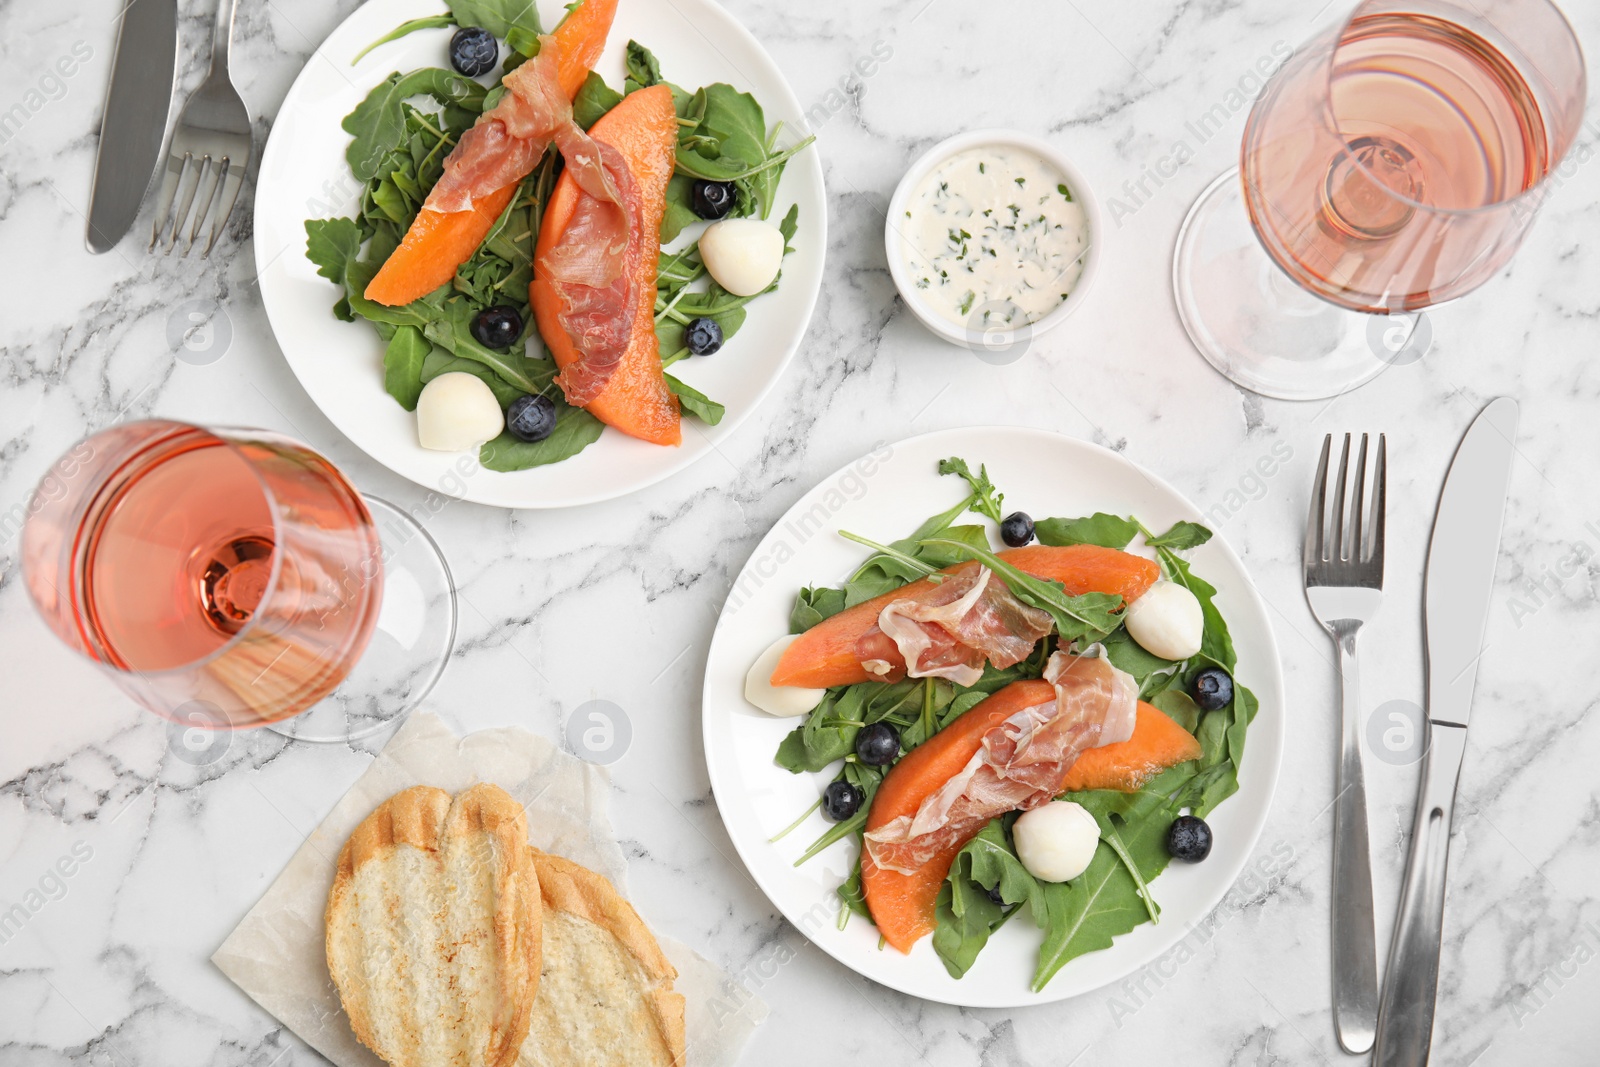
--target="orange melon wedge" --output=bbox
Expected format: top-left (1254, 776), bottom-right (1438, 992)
top-left (363, 0), bottom-right (619, 307)
top-left (771, 544), bottom-right (1161, 690)
top-left (530, 85), bottom-right (681, 444)
top-left (862, 680), bottom-right (1057, 953)
top-left (1058, 700), bottom-right (1203, 792)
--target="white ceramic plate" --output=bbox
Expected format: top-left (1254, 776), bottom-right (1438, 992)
top-left (702, 426), bottom-right (1285, 1006)
top-left (254, 0), bottom-right (825, 508)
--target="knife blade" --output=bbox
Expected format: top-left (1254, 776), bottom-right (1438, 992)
top-left (85, 0), bottom-right (178, 254)
top-left (1374, 395), bottom-right (1519, 1067)
top-left (1425, 395), bottom-right (1520, 726)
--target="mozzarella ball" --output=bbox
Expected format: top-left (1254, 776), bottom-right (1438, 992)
top-left (416, 372), bottom-right (504, 452)
top-left (1123, 579), bottom-right (1204, 661)
top-left (744, 634), bottom-right (826, 717)
top-left (1013, 801), bottom-right (1100, 883)
top-left (699, 218), bottom-right (785, 297)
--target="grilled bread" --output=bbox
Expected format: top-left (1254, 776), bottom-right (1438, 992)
top-left (518, 851), bottom-right (686, 1067)
top-left (326, 784), bottom-right (541, 1067)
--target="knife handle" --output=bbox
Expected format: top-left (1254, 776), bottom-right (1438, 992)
top-left (1330, 623), bottom-right (1378, 1054)
top-left (1373, 720), bottom-right (1468, 1067)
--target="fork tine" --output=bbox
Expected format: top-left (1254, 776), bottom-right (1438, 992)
top-left (1305, 435), bottom-right (1331, 570)
top-left (1368, 434), bottom-right (1387, 568)
top-left (164, 155), bottom-right (204, 254)
top-left (149, 153), bottom-right (188, 251)
top-left (203, 157), bottom-right (244, 257)
top-left (1331, 433), bottom-right (1351, 562)
top-left (1349, 434), bottom-right (1369, 564)
top-left (185, 156), bottom-right (223, 254)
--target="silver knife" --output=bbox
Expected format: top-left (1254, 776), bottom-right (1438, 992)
top-left (1373, 396), bottom-right (1519, 1067)
top-left (86, 0), bottom-right (179, 253)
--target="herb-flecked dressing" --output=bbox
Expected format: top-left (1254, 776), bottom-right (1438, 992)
top-left (901, 146), bottom-right (1088, 329)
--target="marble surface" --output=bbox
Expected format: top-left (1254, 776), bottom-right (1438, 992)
top-left (3, 0), bottom-right (1600, 1064)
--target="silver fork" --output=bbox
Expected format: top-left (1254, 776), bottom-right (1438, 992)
top-left (150, 0), bottom-right (251, 256)
top-left (1303, 432), bottom-right (1386, 1055)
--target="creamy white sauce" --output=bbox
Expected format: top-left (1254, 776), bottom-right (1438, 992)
top-left (900, 146), bottom-right (1089, 329)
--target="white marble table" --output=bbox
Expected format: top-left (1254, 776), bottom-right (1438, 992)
top-left (3, 0), bottom-right (1599, 1063)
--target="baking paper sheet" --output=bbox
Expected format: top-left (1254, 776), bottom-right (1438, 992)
top-left (213, 713), bottom-right (766, 1066)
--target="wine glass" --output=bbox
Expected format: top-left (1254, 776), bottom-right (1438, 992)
top-left (21, 420), bottom-right (457, 742)
top-left (1173, 0), bottom-right (1586, 400)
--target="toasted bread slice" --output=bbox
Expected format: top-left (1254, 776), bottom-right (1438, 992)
top-left (518, 852), bottom-right (686, 1067)
top-left (326, 785), bottom-right (540, 1067)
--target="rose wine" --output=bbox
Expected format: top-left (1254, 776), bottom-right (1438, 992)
top-left (24, 423), bottom-right (383, 727)
top-left (1242, 12), bottom-right (1556, 312)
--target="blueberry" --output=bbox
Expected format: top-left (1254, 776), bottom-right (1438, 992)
top-left (1000, 511), bottom-right (1035, 547)
top-left (691, 180), bottom-right (737, 220)
top-left (506, 394), bottom-right (556, 442)
top-left (1167, 815), bottom-right (1213, 862)
top-left (449, 26), bottom-right (499, 78)
top-left (854, 723), bottom-right (901, 767)
top-left (1190, 667), bottom-right (1234, 711)
top-left (472, 305), bottom-right (522, 349)
top-left (685, 317), bottom-right (724, 356)
top-left (822, 780), bottom-right (864, 822)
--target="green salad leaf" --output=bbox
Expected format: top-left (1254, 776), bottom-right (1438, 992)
top-left (451, 0), bottom-right (542, 39)
top-left (1035, 512), bottom-right (1139, 550)
top-left (343, 69), bottom-right (486, 181)
top-left (664, 374), bottom-right (725, 425)
top-left (1145, 520), bottom-right (1214, 551)
top-left (937, 457), bottom-right (1005, 524)
top-left (383, 325), bottom-right (430, 410)
top-left (572, 71), bottom-right (623, 130)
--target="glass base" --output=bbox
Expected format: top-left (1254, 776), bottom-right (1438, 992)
top-left (267, 496), bottom-right (457, 743)
top-left (1173, 168), bottom-right (1417, 401)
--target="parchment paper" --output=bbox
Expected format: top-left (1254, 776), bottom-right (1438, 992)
top-left (212, 713), bottom-right (766, 1066)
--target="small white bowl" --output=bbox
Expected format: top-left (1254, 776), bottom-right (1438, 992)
top-left (884, 129), bottom-right (1102, 356)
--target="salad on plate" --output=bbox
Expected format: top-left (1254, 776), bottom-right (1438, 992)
top-left (304, 0), bottom-right (813, 472)
top-left (747, 457), bottom-right (1258, 990)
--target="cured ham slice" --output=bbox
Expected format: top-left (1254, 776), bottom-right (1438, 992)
top-left (863, 652), bottom-right (1136, 876)
top-left (858, 563), bottom-right (1054, 687)
top-left (421, 37), bottom-right (639, 403)
top-left (544, 145), bottom-right (641, 406)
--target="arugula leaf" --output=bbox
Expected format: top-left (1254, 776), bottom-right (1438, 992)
top-left (452, 0), bottom-right (542, 39)
top-left (1145, 520), bottom-right (1214, 551)
top-left (1150, 688), bottom-right (1202, 733)
top-left (790, 586), bottom-right (847, 632)
top-left (422, 299), bottom-right (541, 393)
top-left (305, 217), bottom-right (364, 320)
top-left (659, 174), bottom-right (701, 244)
top-left (937, 457), bottom-right (1005, 524)
top-left (479, 404), bottom-right (604, 471)
top-left (572, 71), bottom-right (623, 129)
top-left (933, 871), bottom-right (1003, 978)
top-left (664, 374), bottom-right (725, 425)
top-left (343, 69), bottom-right (486, 181)
top-left (1100, 627), bottom-right (1178, 693)
top-left (674, 84), bottom-right (814, 219)
top-left (624, 39), bottom-right (663, 91)
top-left (383, 325), bottom-right (429, 410)
top-left (1035, 513), bottom-right (1139, 550)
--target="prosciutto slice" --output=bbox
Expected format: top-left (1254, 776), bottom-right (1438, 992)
top-left (857, 563), bottom-right (1054, 687)
top-left (421, 37), bottom-right (639, 404)
top-left (863, 651), bottom-right (1138, 875)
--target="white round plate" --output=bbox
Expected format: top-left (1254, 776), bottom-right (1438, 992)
top-left (702, 426), bottom-right (1286, 1006)
top-left (255, 0), bottom-right (825, 508)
